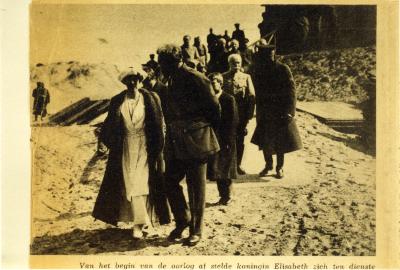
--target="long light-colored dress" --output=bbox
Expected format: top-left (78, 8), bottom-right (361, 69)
top-left (118, 92), bottom-right (150, 225)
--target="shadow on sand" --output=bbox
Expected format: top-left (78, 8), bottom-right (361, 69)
top-left (31, 228), bottom-right (172, 255)
top-left (317, 131), bottom-right (374, 156)
top-left (79, 152), bottom-right (108, 184)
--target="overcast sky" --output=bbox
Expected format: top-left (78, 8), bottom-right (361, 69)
top-left (30, 4), bottom-right (264, 68)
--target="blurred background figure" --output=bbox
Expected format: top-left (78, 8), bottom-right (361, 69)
top-left (208, 38), bottom-right (229, 73)
top-left (181, 35), bottom-right (200, 69)
top-left (222, 30), bottom-right (231, 47)
top-left (142, 64), bottom-right (166, 95)
top-left (32, 81), bottom-right (50, 121)
top-left (194, 36), bottom-right (208, 73)
top-left (145, 54), bottom-right (159, 72)
top-left (232, 23), bottom-right (246, 52)
top-left (207, 72), bottom-right (238, 206)
top-left (241, 38), bottom-right (253, 73)
top-left (207, 28), bottom-right (218, 65)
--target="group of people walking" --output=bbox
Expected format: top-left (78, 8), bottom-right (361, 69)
top-left (92, 27), bottom-right (302, 247)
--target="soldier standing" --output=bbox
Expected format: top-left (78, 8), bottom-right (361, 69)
top-left (251, 44), bottom-right (302, 178)
top-left (232, 23), bottom-right (246, 52)
top-left (223, 54), bottom-right (255, 175)
top-left (207, 28), bottom-right (218, 64)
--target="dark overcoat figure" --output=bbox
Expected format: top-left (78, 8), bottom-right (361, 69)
top-left (32, 82), bottom-right (50, 118)
top-left (232, 25), bottom-right (246, 51)
top-left (208, 91), bottom-right (239, 180)
top-left (92, 88), bottom-right (170, 226)
top-left (251, 60), bottom-right (302, 155)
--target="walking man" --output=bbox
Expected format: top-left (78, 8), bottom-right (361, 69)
top-left (251, 44), bottom-right (302, 178)
top-left (157, 44), bottom-right (220, 246)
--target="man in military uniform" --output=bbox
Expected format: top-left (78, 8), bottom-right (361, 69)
top-left (223, 54), bottom-right (255, 175)
top-left (251, 44), bottom-right (302, 178)
top-left (157, 44), bottom-right (220, 246)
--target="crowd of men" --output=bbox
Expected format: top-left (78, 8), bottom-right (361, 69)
top-left (164, 23), bottom-right (254, 75)
top-left (95, 22), bottom-right (302, 246)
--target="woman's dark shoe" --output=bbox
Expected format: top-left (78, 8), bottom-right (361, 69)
top-left (184, 235), bottom-right (201, 246)
top-left (276, 168), bottom-right (284, 179)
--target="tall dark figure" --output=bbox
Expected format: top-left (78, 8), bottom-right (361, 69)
top-left (251, 43), bottom-right (302, 179)
top-left (232, 23), bottom-right (246, 52)
top-left (157, 44), bottom-right (221, 246)
top-left (32, 81), bottom-right (50, 121)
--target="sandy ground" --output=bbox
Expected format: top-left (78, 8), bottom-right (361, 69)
top-left (30, 111), bottom-right (375, 256)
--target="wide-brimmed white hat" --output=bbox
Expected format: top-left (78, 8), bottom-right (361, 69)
top-left (118, 68), bottom-right (144, 85)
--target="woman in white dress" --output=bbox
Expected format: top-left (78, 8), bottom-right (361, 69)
top-left (93, 69), bottom-right (170, 239)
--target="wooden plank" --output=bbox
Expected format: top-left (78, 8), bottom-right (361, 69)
top-left (61, 100), bottom-right (104, 126)
top-left (49, 98), bottom-right (92, 124)
top-left (76, 100), bottom-right (110, 125)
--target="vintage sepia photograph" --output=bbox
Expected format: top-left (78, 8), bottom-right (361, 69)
top-left (29, 3), bottom-right (377, 257)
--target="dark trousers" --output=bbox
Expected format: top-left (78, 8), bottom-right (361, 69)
top-left (216, 178), bottom-right (232, 200)
top-left (165, 159), bottom-right (206, 236)
top-left (236, 119), bottom-right (249, 167)
top-left (263, 150), bottom-right (285, 170)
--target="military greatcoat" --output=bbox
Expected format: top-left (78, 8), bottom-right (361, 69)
top-left (251, 60), bottom-right (302, 155)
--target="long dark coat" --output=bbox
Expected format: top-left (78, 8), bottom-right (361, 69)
top-left (32, 87), bottom-right (50, 116)
top-left (92, 88), bottom-right (170, 226)
top-left (208, 92), bottom-right (239, 180)
top-left (251, 61), bottom-right (302, 155)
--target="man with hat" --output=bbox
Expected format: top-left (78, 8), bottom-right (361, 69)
top-left (251, 42), bottom-right (302, 179)
top-left (232, 23), bottom-right (246, 52)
